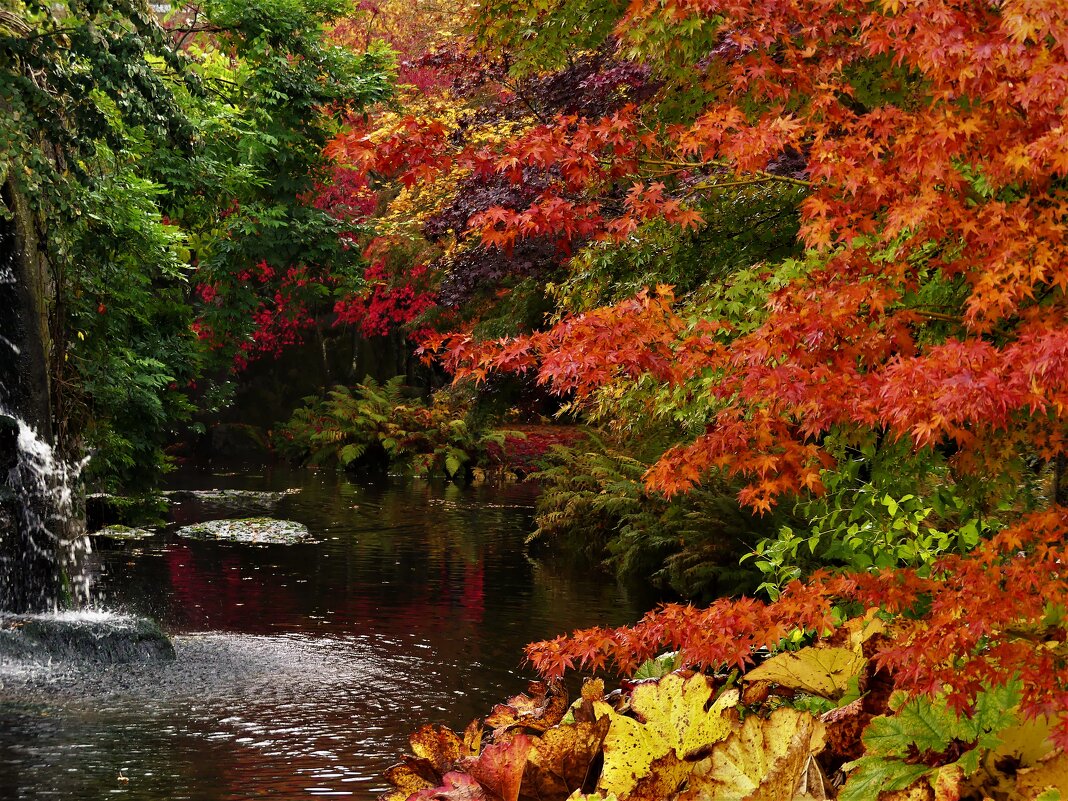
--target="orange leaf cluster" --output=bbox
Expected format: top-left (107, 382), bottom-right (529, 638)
top-left (527, 509), bottom-right (1068, 748)
top-left (428, 0), bottom-right (1068, 508)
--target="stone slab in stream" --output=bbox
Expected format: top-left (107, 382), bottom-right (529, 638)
top-left (164, 488), bottom-right (300, 503)
top-left (93, 524), bottom-right (156, 540)
top-left (0, 612), bottom-right (175, 664)
top-left (176, 517), bottom-right (311, 544)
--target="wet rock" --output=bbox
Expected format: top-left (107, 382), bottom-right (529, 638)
top-left (176, 517), bottom-right (311, 545)
top-left (93, 524), bottom-right (156, 540)
top-left (0, 612), bottom-right (175, 664)
top-left (163, 488), bottom-right (299, 514)
top-left (85, 493), bottom-right (168, 530)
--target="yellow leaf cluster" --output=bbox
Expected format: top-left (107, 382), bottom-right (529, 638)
top-left (593, 674), bottom-right (738, 796)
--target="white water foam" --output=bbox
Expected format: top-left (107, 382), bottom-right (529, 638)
top-left (2, 408), bottom-right (92, 610)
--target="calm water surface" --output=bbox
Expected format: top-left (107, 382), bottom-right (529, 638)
top-left (0, 465), bottom-right (651, 800)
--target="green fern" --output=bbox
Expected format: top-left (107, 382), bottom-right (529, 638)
top-left (531, 442), bottom-right (783, 600)
top-left (274, 377), bottom-right (515, 481)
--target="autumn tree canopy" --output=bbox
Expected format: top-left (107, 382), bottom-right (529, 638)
top-left (320, 0), bottom-right (1068, 751)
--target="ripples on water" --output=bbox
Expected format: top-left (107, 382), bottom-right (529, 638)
top-left (0, 467), bottom-right (652, 799)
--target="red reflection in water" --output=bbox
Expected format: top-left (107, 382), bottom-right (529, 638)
top-left (164, 544), bottom-right (486, 636)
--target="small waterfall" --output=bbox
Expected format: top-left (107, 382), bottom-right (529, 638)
top-left (0, 409), bottom-right (91, 612)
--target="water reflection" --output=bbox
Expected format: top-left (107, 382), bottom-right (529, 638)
top-left (0, 467), bottom-right (651, 799)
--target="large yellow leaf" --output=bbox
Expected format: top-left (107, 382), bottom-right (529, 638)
top-left (594, 675), bottom-right (738, 797)
top-left (1015, 750), bottom-right (1068, 799)
top-left (744, 647), bottom-right (866, 700)
top-left (594, 701), bottom-right (665, 798)
top-left (993, 717), bottom-right (1056, 768)
top-left (629, 674), bottom-right (739, 760)
top-left (678, 707), bottom-right (825, 801)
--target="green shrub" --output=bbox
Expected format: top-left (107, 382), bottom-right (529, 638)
top-left (530, 440), bottom-right (784, 601)
top-left (275, 377), bottom-right (509, 480)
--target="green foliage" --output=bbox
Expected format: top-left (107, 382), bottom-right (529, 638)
top-left (276, 377), bottom-right (509, 479)
top-left (743, 431), bottom-right (1044, 598)
top-left (553, 186), bottom-right (804, 315)
top-left (632, 651), bottom-right (682, 681)
top-left (66, 172), bottom-right (199, 492)
top-left (1, 0), bottom-right (395, 491)
top-left (1, 0), bottom-right (202, 490)
top-left (841, 683), bottom-right (1022, 801)
top-left (531, 441), bottom-right (781, 600)
top-left (185, 0), bottom-right (394, 366)
top-left (1, 0), bottom-right (194, 184)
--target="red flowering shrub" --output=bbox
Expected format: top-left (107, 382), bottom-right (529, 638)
top-left (333, 261), bottom-right (438, 338)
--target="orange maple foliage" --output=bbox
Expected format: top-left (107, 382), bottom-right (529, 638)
top-left (527, 509), bottom-right (1068, 747)
top-left (426, 0), bottom-right (1068, 511)
top-left (405, 0), bottom-right (1068, 750)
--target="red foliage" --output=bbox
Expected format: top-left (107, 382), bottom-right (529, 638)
top-left (333, 261), bottom-right (438, 338)
top-left (485, 426), bottom-right (587, 475)
top-left (311, 166), bottom-right (377, 224)
top-left (528, 509), bottom-right (1068, 747)
top-left (195, 262), bottom-right (326, 370)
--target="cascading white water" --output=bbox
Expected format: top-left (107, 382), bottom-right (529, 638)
top-left (1, 408), bottom-right (92, 611)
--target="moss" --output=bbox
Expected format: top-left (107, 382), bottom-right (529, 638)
top-left (176, 517), bottom-right (311, 544)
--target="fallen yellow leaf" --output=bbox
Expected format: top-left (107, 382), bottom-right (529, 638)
top-left (594, 675), bottom-right (738, 797)
top-left (678, 707), bottom-right (825, 801)
top-left (1015, 750), bottom-right (1068, 800)
top-left (745, 647), bottom-right (866, 700)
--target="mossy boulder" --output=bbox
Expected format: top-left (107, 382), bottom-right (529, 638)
top-left (0, 612), bottom-right (175, 664)
top-left (93, 524), bottom-right (156, 540)
top-left (176, 517), bottom-right (311, 544)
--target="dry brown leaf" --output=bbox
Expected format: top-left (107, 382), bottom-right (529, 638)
top-left (487, 681), bottom-right (569, 734)
top-left (522, 717), bottom-right (611, 800)
top-left (383, 760), bottom-right (437, 801)
top-left (463, 720), bottom-right (484, 757)
top-left (795, 755), bottom-right (831, 800)
top-left (410, 724), bottom-right (465, 776)
top-left (581, 679), bottom-right (605, 705)
top-left (821, 697), bottom-right (869, 761)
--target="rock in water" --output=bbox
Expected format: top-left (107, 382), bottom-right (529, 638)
top-left (93, 524), bottom-right (156, 540)
top-left (0, 612), bottom-right (175, 664)
top-left (176, 517), bottom-right (311, 544)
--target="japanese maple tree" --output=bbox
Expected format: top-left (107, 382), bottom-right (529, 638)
top-left (405, 0), bottom-right (1068, 744)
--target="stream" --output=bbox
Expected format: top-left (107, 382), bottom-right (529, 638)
top-left (0, 464), bottom-right (651, 799)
